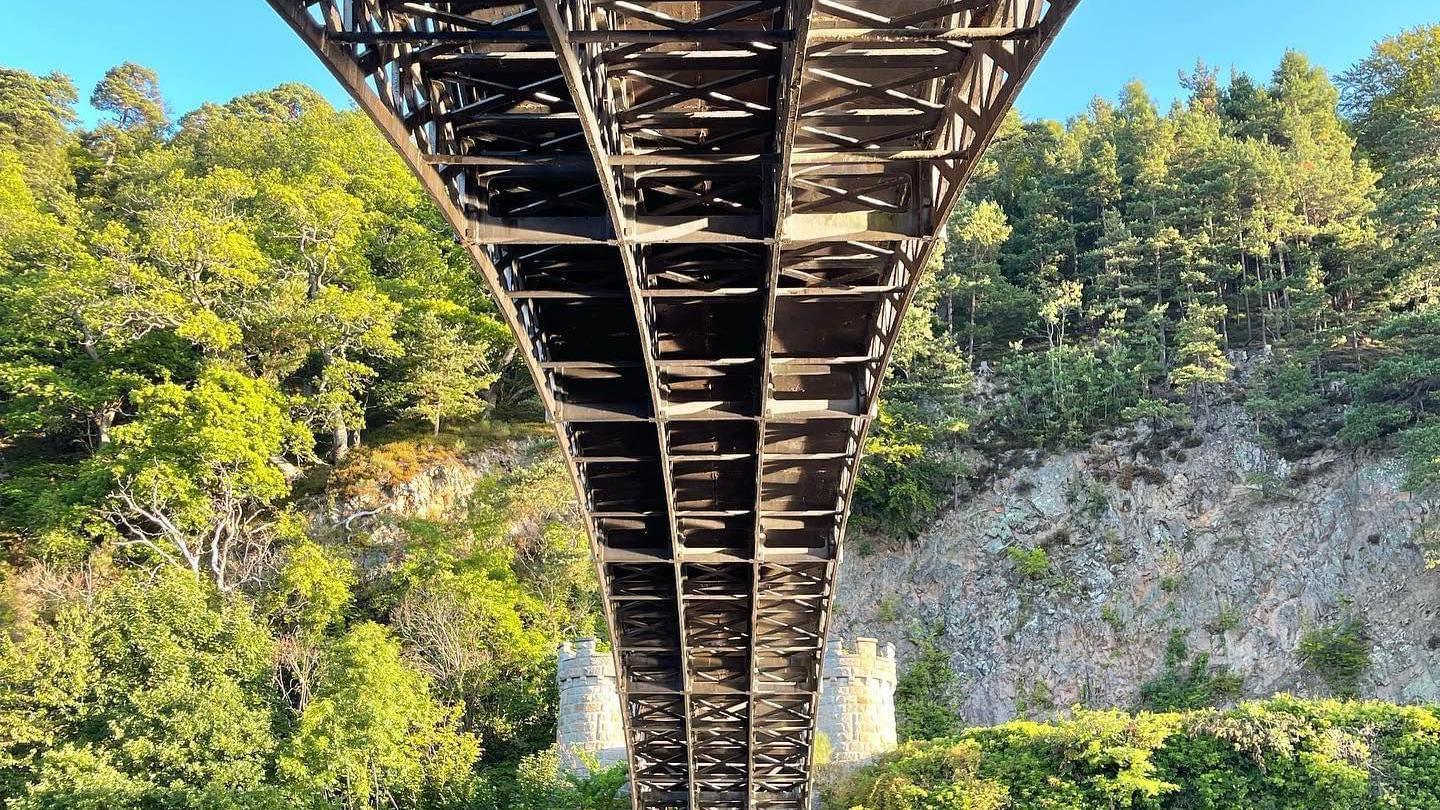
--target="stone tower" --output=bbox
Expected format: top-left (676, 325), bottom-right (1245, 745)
top-left (818, 638), bottom-right (898, 767)
top-left (556, 638), bottom-right (627, 775)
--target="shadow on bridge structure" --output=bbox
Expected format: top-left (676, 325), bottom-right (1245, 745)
top-left (267, 0), bottom-right (1079, 806)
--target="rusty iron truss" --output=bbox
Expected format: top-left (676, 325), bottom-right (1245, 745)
top-left (268, 0), bottom-right (1077, 806)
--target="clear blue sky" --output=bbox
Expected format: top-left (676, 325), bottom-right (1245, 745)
top-left (2, 1), bottom-right (1437, 125)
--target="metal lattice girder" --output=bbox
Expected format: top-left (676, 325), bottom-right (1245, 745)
top-left (267, 1), bottom-right (1079, 807)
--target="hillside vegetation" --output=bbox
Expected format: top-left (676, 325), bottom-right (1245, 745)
top-left (0, 65), bottom-right (612, 808)
top-left (0, 22), bottom-right (1438, 810)
top-left (855, 29), bottom-right (1440, 538)
top-left (822, 697), bottom-right (1440, 810)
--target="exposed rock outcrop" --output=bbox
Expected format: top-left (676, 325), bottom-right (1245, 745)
top-left (831, 403), bottom-right (1440, 724)
top-left (303, 431), bottom-right (557, 567)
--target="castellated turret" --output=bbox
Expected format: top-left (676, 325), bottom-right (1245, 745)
top-left (817, 637), bottom-right (898, 767)
top-left (556, 638), bottom-right (627, 775)
top-left (556, 636), bottom-right (898, 776)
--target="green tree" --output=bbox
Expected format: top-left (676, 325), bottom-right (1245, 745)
top-left (1340, 311), bottom-right (1440, 490)
top-left (0, 68), bottom-right (78, 203)
top-left (1368, 88), bottom-right (1440, 311)
top-left (87, 63), bottom-right (168, 170)
top-left (90, 63), bottom-right (167, 134)
top-left (386, 305), bottom-right (508, 435)
top-left (0, 572), bottom-right (281, 804)
top-left (0, 144), bottom-right (189, 454)
top-left (270, 539), bottom-right (356, 636)
top-left (1244, 353), bottom-right (1334, 456)
top-left (1170, 303), bottom-right (1232, 404)
top-left (279, 622), bottom-right (482, 810)
top-left (392, 566), bottom-right (555, 760)
top-left (1341, 24), bottom-right (1440, 170)
top-left (946, 200), bottom-right (1013, 366)
top-left (96, 364), bottom-right (314, 591)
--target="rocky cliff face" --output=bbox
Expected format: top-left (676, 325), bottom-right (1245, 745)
top-left (304, 432), bottom-right (557, 563)
top-left (830, 403), bottom-right (1440, 724)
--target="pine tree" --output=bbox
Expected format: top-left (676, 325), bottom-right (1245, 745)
top-left (1171, 303), bottom-right (1232, 407)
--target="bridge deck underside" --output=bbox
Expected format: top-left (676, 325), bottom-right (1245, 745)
top-left (270, 0), bottom-right (1076, 806)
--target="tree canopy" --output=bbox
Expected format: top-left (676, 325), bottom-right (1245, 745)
top-left (0, 64), bottom-right (606, 810)
top-left (855, 30), bottom-right (1440, 536)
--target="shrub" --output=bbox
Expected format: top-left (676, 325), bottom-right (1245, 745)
top-left (1006, 546), bottom-right (1050, 580)
top-left (1100, 604), bottom-right (1125, 632)
top-left (823, 739), bottom-right (1007, 810)
top-left (331, 438), bottom-right (460, 501)
top-left (822, 698), bottom-right (1440, 810)
top-left (510, 746), bottom-right (627, 810)
top-left (1139, 630), bottom-right (1242, 711)
top-left (895, 629), bottom-right (961, 742)
top-left (1418, 519), bottom-right (1440, 569)
top-left (1298, 618), bottom-right (1372, 697)
top-left (1014, 679), bottom-right (1055, 718)
top-left (1206, 605), bottom-right (1242, 635)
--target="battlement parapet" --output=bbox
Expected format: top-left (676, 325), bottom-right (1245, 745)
top-left (822, 637), bottom-right (898, 685)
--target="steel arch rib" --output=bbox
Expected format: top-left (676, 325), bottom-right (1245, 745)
top-left (528, 0), bottom-right (697, 797)
top-left (265, 1), bottom-right (1080, 808)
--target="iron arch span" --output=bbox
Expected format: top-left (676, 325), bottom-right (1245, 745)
top-left (267, 1), bottom-right (1080, 806)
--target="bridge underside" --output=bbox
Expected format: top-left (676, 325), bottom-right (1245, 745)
top-left (270, 0), bottom-right (1076, 806)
